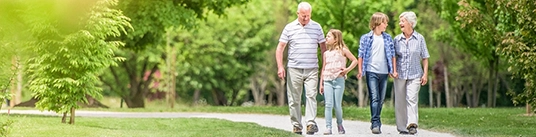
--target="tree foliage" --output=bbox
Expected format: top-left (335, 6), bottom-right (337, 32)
top-left (2, 0), bottom-right (131, 123)
top-left (165, 0), bottom-right (275, 106)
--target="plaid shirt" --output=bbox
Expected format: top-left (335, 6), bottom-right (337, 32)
top-left (394, 31), bottom-right (430, 79)
top-left (358, 31), bottom-right (396, 76)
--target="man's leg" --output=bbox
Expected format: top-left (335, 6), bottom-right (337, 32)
top-left (287, 68), bottom-right (305, 132)
top-left (303, 68), bottom-right (318, 134)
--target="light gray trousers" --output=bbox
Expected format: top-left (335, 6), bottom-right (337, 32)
top-left (287, 67), bottom-right (318, 128)
top-left (394, 78), bottom-right (421, 132)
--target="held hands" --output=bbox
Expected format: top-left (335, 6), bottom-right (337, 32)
top-left (277, 67), bottom-right (286, 80)
top-left (421, 75), bottom-right (428, 85)
top-left (390, 72), bottom-right (399, 78)
top-left (319, 84), bottom-right (324, 95)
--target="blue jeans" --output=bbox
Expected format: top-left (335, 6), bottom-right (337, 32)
top-left (365, 71), bottom-right (388, 129)
top-left (323, 77), bottom-right (345, 129)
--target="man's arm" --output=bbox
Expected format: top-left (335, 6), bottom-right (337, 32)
top-left (319, 42), bottom-right (327, 55)
top-left (276, 42), bottom-right (287, 80)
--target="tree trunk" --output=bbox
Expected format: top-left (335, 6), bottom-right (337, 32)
top-left (527, 103), bottom-right (533, 116)
top-left (211, 90), bottom-right (227, 106)
top-left (62, 112), bottom-right (67, 123)
top-left (250, 77), bottom-right (267, 106)
top-left (358, 78), bottom-right (366, 107)
top-left (436, 92), bottom-right (441, 107)
top-left (487, 59), bottom-right (496, 107)
top-left (444, 65), bottom-right (451, 108)
top-left (168, 45), bottom-right (177, 108)
top-left (125, 91), bottom-right (145, 108)
top-left (492, 67), bottom-right (499, 107)
top-left (69, 107), bottom-right (75, 124)
top-left (193, 89), bottom-right (201, 105)
top-left (429, 76), bottom-right (434, 107)
top-left (277, 80), bottom-right (286, 106)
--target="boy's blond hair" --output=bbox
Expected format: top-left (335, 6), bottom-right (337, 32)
top-left (369, 12), bottom-right (389, 30)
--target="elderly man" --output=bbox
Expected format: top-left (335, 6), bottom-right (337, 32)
top-left (275, 1), bottom-right (326, 135)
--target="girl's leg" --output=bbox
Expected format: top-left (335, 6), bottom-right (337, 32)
top-left (323, 80), bottom-right (335, 130)
top-left (333, 77), bottom-right (345, 125)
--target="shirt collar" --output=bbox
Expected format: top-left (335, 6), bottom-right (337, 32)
top-left (401, 31), bottom-right (418, 40)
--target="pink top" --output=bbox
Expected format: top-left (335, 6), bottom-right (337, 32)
top-left (322, 49), bottom-right (347, 81)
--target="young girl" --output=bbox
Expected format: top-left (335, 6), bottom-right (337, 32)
top-left (319, 29), bottom-right (358, 135)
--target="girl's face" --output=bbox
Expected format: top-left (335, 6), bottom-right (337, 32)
top-left (326, 32), bottom-right (335, 45)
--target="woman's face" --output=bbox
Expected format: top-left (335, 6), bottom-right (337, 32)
top-left (399, 17), bottom-right (412, 33)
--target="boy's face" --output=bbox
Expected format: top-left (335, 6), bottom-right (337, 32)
top-left (377, 20), bottom-right (388, 32)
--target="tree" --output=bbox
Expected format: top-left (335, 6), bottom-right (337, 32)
top-left (164, 0), bottom-right (275, 106)
top-left (493, 0), bottom-right (536, 112)
top-left (100, 0), bottom-right (248, 108)
top-left (12, 0), bottom-right (131, 124)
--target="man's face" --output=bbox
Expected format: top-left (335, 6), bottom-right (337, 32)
top-left (297, 8), bottom-right (311, 26)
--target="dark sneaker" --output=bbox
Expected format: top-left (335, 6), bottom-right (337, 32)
top-left (293, 126), bottom-right (302, 134)
top-left (399, 131), bottom-right (410, 135)
top-left (371, 127), bottom-right (381, 134)
top-left (306, 124), bottom-right (318, 135)
top-left (337, 125), bottom-right (345, 134)
top-left (407, 124), bottom-right (418, 135)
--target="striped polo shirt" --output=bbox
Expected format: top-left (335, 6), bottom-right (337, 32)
top-left (279, 19), bottom-right (326, 69)
top-left (394, 31), bottom-right (430, 79)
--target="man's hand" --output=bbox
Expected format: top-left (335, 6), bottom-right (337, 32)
top-left (356, 72), bottom-right (362, 80)
top-left (278, 67), bottom-right (286, 80)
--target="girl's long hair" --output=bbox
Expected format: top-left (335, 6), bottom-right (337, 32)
top-left (327, 29), bottom-right (348, 54)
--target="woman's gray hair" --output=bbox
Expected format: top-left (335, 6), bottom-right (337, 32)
top-left (297, 2), bottom-right (312, 12)
top-left (399, 11), bottom-right (417, 28)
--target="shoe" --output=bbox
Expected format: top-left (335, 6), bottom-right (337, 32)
top-left (399, 131), bottom-right (410, 135)
top-left (337, 125), bottom-right (345, 134)
top-left (323, 129), bottom-right (332, 135)
top-left (371, 127), bottom-right (381, 134)
top-left (407, 124), bottom-right (418, 134)
top-left (293, 126), bottom-right (302, 134)
top-left (306, 124), bottom-right (318, 135)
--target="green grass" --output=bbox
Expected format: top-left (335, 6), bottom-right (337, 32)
top-left (7, 97), bottom-right (536, 137)
top-left (0, 114), bottom-right (298, 137)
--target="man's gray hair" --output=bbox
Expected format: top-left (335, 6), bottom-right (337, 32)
top-left (399, 11), bottom-right (417, 28)
top-left (297, 2), bottom-right (312, 12)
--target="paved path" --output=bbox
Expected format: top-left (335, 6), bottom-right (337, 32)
top-left (0, 109), bottom-right (455, 137)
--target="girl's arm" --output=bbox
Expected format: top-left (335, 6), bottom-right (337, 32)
top-left (343, 48), bottom-right (358, 74)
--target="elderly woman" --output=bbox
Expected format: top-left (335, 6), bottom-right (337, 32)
top-left (393, 11), bottom-right (430, 135)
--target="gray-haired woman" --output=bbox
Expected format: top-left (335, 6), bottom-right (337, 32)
top-left (393, 11), bottom-right (430, 135)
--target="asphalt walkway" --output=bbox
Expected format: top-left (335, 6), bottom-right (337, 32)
top-left (0, 109), bottom-right (455, 137)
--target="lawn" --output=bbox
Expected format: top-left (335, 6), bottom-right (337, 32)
top-left (82, 105), bottom-right (535, 137)
top-left (4, 97), bottom-right (535, 137)
top-left (0, 114), bottom-right (298, 137)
